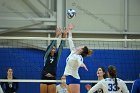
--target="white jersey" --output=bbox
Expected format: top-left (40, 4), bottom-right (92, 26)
top-left (0, 85), bottom-right (4, 93)
top-left (63, 31), bottom-right (83, 79)
top-left (64, 51), bottom-right (83, 79)
top-left (56, 84), bottom-right (68, 93)
top-left (88, 78), bottom-right (129, 93)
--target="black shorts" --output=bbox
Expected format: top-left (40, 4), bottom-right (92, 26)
top-left (41, 75), bottom-right (56, 85)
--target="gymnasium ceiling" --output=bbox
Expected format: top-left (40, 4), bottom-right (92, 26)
top-left (0, 0), bottom-right (140, 38)
top-left (0, 0), bottom-right (57, 36)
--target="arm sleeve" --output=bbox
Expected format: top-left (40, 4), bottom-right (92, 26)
top-left (88, 81), bottom-right (102, 93)
top-left (44, 40), bottom-right (57, 66)
top-left (56, 40), bottom-right (65, 63)
top-left (68, 31), bottom-right (76, 52)
top-left (121, 81), bottom-right (129, 93)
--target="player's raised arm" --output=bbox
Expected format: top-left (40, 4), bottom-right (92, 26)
top-left (67, 23), bottom-right (76, 52)
top-left (44, 28), bottom-right (61, 65)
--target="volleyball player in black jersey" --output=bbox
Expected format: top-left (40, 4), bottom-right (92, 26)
top-left (40, 27), bottom-right (68, 93)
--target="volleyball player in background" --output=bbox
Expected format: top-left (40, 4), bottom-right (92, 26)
top-left (1, 67), bottom-right (18, 93)
top-left (40, 27), bottom-right (68, 93)
top-left (63, 24), bottom-right (93, 93)
top-left (56, 75), bottom-right (68, 93)
top-left (131, 79), bottom-right (140, 93)
top-left (88, 65), bottom-right (129, 93)
top-left (85, 67), bottom-right (106, 93)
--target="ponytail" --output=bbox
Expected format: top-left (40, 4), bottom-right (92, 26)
top-left (108, 65), bottom-right (120, 91)
top-left (114, 76), bottom-right (120, 91)
top-left (81, 46), bottom-right (92, 57)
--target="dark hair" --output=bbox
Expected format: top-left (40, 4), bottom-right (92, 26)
top-left (7, 67), bottom-right (12, 71)
top-left (108, 65), bottom-right (120, 91)
top-left (81, 46), bottom-right (89, 57)
top-left (45, 41), bottom-right (56, 52)
top-left (99, 67), bottom-right (106, 78)
top-left (108, 65), bottom-right (116, 78)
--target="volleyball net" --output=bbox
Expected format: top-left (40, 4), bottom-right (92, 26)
top-left (0, 36), bottom-right (140, 49)
top-left (0, 79), bottom-right (134, 83)
top-left (0, 36), bottom-right (139, 93)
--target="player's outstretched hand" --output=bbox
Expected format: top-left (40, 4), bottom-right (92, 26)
top-left (55, 27), bottom-right (62, 38)
top-left (67, 23), bottom-right (75, 30)
top-left (62, 28), bottom-right (68, 38)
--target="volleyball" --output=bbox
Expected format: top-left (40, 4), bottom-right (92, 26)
top-left (67, 9), bottom-right (76, 19)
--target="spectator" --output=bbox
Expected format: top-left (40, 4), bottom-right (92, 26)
top-left (1, 67), bottom-right (18, 93)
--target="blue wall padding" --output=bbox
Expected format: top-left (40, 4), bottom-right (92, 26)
top-left (0, 48), bottom-right (140, 93)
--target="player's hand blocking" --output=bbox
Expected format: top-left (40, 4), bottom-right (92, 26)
top-left (67, 23), bottom-right (75, 30)
top-left (55, 27), bottom-right (62, 38)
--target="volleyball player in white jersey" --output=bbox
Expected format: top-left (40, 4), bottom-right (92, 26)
top-left (64, 24), bottom-right (92, 93)
top-left (56, 75), bottom-right (68, 93)
top-left (85, 67), bottom-right (106, 93)
top-left (88, 65), bottom-right (129, 93)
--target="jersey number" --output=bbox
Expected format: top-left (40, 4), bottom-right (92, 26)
top-left (108, 84), bottom-right (117, 91)
top-left (50, 58), bottom-right (54, 63)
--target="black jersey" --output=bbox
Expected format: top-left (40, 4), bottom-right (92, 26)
top-left (42, 53), bottom-right (58, 76)
top-left (1, 77), bottom-right (18, 93)
top-left (41, 40), bottom-right (65, 79)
